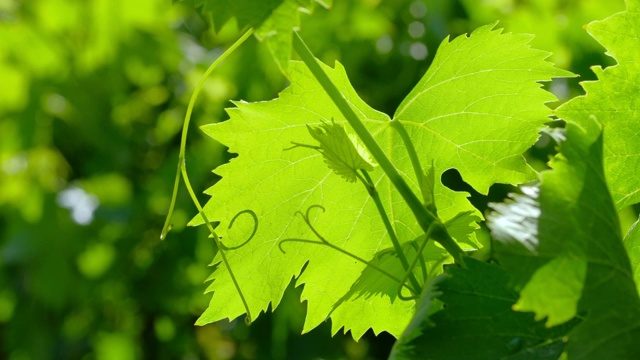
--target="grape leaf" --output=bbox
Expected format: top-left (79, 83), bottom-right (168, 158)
top-left (182, 0), bottom-right (327, 73)
top-left (488, 117), bottom-right (640, 358)
top-left (390, 259), bottom-right (576, 360)
top-left (555, 3), bottom-right (640, 209)
top-left (192, 24), bottom-right (570, 338)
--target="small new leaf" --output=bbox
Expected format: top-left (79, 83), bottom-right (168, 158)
top-left (306, 120), bottom-right (375, 183)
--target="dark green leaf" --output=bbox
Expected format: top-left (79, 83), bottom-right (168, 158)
top-left (489, 117), bottom-right (640, 358)
top-left (391, 258), bottom-right (576, 360)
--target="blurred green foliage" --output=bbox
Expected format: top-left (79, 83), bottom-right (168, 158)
top-left (0, 0), bottom-right (626, 359)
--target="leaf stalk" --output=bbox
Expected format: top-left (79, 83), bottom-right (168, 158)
top-left (360, 170), bottom-right (423, 293)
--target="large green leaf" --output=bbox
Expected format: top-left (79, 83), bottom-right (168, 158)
top-left (488, 117), bottom-right (640, 358)
top-left (555, 3), bottom-right (640, 209)
top-left (193, 24), bottom-right (570, 338)
top-left (390, 259), bottom-right (576, 360)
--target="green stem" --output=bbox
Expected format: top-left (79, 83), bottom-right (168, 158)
top-left (390, 120), bottom-right (432, 277)
top-left (389, 119), bottom-right (432, 277)
top-left (161, 28), bottom-right (255, 323)
top-left (292, 32), bottom-right (466, 265)
top-left (390, 119), bottom-right (428, 204)
top-left (360, 170), bottom-right (422, 293)
top-left (161, 28), bottom-right (254, 239)
top-left (410, 241), bottom-right (428, 282)
top-left (431, 224), bottom-right (466, 267)
top-left (398, 225), bottom-right (435, 299)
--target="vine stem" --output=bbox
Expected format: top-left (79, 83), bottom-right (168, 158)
top-left (390, 119), bottom-right (432, 278)
top-left (390, 119), bottom-right (428, 204)
top-left (161, 28), bottom-right (255, 324)
top-left (292, 31), bottom-right (465, 265)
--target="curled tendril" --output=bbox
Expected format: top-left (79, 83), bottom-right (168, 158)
top-left (220, 209), bottom-right (258, 250)
top-left (397, 287), bottom-right (420, 301)
top-left (278, 205), bottom-right (421, 298)
top-left (278, 205), bottom-right (326, 254)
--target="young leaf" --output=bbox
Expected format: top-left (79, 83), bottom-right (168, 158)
top-left (390, 258), bottom-right (576, 360)
top-left (192, 23), bottom-right (570, 337)
top-left (555, 3), bottom-right (640, 209)
top-left (488, 117), bottom-right (640, 358)
top-left (301, 120), bottom-right (375, 183)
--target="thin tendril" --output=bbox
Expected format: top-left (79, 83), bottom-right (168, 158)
top-left (160, 28), bottom-right (255, 324)
top-left (278, 206), bottom-right (420, 297)
top-left (221, 209), bottom-right (258, 250)
top-left (410, 241), bottom-right (428, 282)
top-left (397, 224), bottom-right (436, 301)
top-left (161, 28), bottom-right (254, 239)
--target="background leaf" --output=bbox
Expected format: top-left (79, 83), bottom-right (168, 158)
top-left (183, 0), bottom-right (327, 72)
top-left (181, 0), bottom-right (285, 31)
top-left (489, 117), bottom-right (640, 358)
top-left (555, 4), bottom-right (640, 209)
